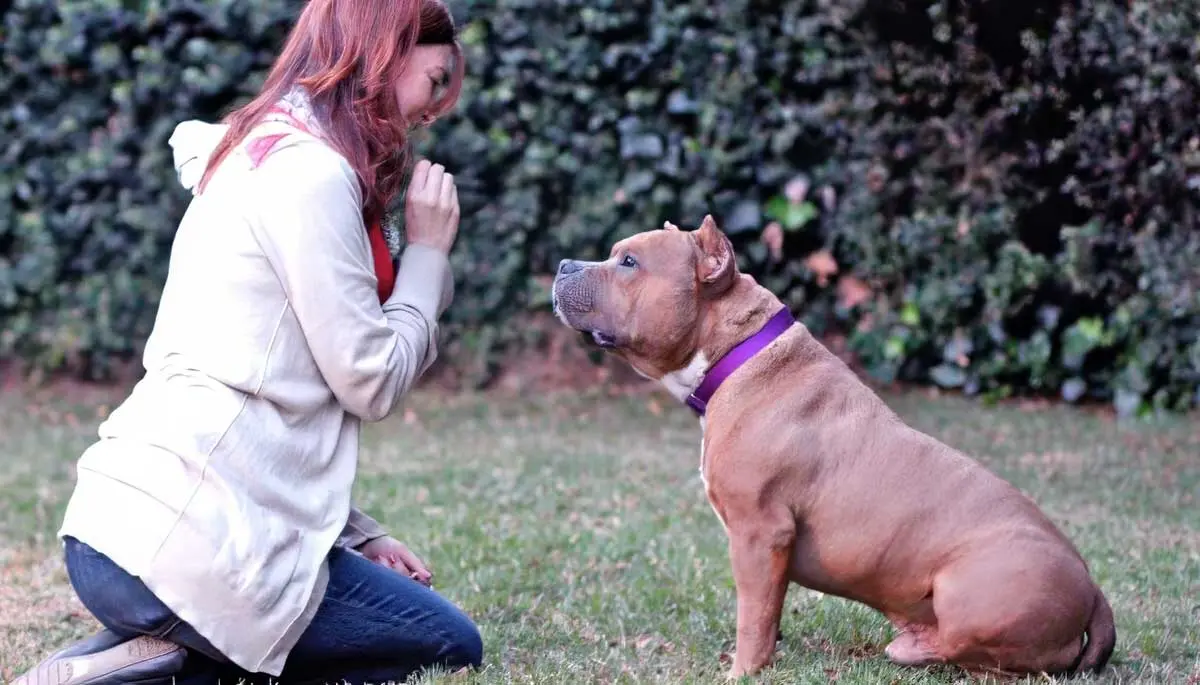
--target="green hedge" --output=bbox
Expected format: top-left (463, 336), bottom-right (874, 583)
top-left (0, 0), bottom-right (300, 377)
top-left (2, 0), bottom-right (1197, 414)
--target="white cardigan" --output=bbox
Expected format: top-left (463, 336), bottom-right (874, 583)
top-left (57, 88), bottom-right (453, 675)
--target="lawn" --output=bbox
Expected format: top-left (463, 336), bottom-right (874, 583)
top-left (1, 384), bottom-right (1197, 684)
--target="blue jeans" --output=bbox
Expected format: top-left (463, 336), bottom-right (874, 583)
top-left (62, 535), bottom-right (483, 684)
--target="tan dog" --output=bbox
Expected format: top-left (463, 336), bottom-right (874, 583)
top-left (550, 216), bottom-right (1115, 679)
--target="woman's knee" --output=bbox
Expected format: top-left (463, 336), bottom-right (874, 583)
top-left (63, 536), bottom-right (176, 637)
top-left (441, 614), bottom-right (483, 671)
top-left (432, 609), bottom-right (482, 671)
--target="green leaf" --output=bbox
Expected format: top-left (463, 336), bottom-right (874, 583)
top-left (764, 196), bottom-right (818, 231)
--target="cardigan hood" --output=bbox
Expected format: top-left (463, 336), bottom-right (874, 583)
top-left (167, 86), bottom-right (326, 193)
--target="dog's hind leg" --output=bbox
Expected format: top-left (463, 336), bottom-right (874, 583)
top-left (928, 545), bottom-right (1092, 675)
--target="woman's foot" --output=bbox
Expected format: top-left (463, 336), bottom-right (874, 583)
top-left (10, 630), bottom-right (186, 685)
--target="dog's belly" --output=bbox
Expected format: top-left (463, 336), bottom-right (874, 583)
top-left (787, 537), bottom-right (886, 605)
top-left (786, 526), bottom-right (938, 619)
top-left (786, 534), bottom-right (845, 595)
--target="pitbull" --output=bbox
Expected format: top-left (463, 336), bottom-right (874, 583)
top-left (551, 216), bottom-right (1115, 679)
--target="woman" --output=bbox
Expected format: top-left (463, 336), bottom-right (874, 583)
top-left (13, 0), bottom-right (481, 683)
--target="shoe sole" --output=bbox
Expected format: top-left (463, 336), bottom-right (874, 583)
top-left (11, 636), bottom-right (184, 685)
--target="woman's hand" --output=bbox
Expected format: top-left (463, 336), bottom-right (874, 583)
top-left (404, 159), bottom-right (459, 255)
top-left (358, 536), bottom-right (434, 587)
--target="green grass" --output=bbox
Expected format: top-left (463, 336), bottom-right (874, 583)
top-left (1, 385), bottom-right (1198, 683)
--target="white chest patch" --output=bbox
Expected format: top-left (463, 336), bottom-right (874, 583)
top-left (653, 352), bottom-right (713, 485)
top-left (659, 352), bottom-right (709, 404)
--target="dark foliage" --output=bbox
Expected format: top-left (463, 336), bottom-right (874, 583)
top-left (2, 0), bottom-right (1196, 414)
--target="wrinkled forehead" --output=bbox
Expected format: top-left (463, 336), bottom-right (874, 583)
top-left (609, 228), bottom-right (695, 261)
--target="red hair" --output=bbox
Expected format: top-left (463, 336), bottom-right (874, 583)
top-left (196, 0), bottom-right (464, 224)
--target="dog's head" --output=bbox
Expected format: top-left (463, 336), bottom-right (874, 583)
top-left (551, 214), bottom-right (739, 379)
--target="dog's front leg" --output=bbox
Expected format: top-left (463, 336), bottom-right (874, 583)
top-left (725, 513), bottom-right (795, 679)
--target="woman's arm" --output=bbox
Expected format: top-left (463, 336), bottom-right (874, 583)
top-left (337, 505), bottom-right (389, 549)
top-left (249, 143), bottom-right (452, 422)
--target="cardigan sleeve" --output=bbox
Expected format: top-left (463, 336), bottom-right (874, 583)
top-left (336, 505), bottom-right (390, 549)
top-left (248, 142), bottom-right (453, 422)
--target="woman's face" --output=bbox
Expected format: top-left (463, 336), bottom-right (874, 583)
top-left (395, 44), bottom-right (454, 126)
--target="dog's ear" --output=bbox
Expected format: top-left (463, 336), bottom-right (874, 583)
top-left (694, 214), bottom-right (736, 296)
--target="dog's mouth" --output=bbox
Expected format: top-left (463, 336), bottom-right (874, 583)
top-left (553, 289), bottom-right (616, 349)
top-left (582, 330), bottom-right (618, 349)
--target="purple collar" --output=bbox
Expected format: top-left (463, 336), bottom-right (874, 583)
top-left (685, 307), bottom-right (795, 416)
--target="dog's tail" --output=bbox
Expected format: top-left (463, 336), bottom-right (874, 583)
top-left (1071, 585), bottom-right (1116, 675)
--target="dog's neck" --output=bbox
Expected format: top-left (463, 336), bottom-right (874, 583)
top-left (658, 276), bottom-right (784, 406)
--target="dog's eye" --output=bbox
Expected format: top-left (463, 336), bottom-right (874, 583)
top-left (620, 254), bottom-right (638, 268)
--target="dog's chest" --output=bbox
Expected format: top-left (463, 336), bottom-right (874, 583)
top-left (697, 417), bottom-right (728, 532)
top-left (654, 356), bottom-right (727, 530)
top-left (658, 353), bottom-right (710, 404)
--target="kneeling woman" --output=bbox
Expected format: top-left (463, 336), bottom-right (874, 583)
top-left (14, 0), bottom-right (482, 683)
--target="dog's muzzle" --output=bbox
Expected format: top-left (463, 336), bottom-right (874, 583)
top-left (551, 259), bottom-right (597, 315)
top-left (551, 259), bottom-right (616, 347)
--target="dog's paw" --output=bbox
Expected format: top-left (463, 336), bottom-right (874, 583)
top-left (724, 665), bottom-right (756, 682)
top-left (720, 642), bottom-right (780, 680)
top-left (722, 655), bottom-right (764, 681)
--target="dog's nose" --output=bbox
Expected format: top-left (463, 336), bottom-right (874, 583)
top-left (558, 259), bottom-right (583, 276)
